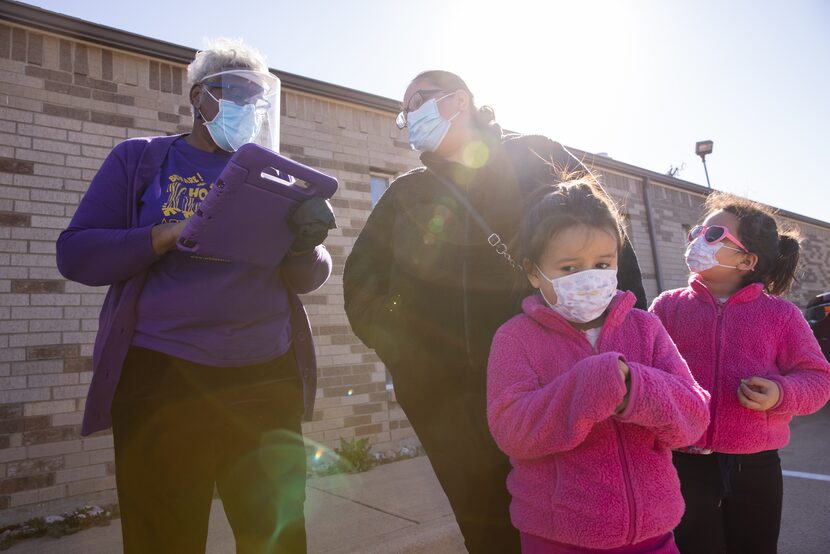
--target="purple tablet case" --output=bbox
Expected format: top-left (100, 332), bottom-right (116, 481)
top-left (177, 143), bottom-right (338, 266)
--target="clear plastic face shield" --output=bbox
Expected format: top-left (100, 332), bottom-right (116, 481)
top-left (198, 69), bottom-right (281, 152)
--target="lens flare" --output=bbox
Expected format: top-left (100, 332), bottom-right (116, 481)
top-left (462, 140), bottom-right (489, 169)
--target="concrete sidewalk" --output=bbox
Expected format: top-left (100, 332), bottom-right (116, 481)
top-left (8, 405), bottom-right (830, 553)
top-left (5, 456), bottom-right (467, 554)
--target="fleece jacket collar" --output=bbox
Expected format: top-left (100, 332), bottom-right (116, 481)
top-left (688, 275), bottom-right (765, 306)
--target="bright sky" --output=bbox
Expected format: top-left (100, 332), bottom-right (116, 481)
top-left (27, 0), bottom-right (829, 223)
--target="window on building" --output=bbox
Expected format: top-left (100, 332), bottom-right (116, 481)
top-left (370, 174), bottom-right (390, 206)
top-left (369, 174), bottom-right (395, 391)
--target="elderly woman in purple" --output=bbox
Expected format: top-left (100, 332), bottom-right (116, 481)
top-left (56, 38), bottom-right (333, 554)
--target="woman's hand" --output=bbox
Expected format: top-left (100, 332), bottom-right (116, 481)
top-left (288, 197), bottom-right (337, 254)
top-left (737, 376), bottom-right (781, 411)
top-left (151, 221), bottom-right (186, 256)
top-left (615, 359), bottom-right (631, 414)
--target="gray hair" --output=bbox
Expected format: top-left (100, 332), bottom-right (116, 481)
top-left (187, 37), bottom-right (269, 85)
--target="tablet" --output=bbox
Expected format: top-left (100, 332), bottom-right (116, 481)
top-left (177, 143), bottom-right (338, 266)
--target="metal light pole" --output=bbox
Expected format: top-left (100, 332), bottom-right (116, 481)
top-left (695, 140), bottom-right (713, 189)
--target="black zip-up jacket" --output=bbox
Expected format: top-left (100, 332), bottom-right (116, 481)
top-left (344, 134), bottom-right (646, 393)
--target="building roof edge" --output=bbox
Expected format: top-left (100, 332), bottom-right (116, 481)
top-left (0, 0), bottom-right (401, 112)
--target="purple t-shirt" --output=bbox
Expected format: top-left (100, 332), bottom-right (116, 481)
top-left (132, 139), bottom-right (292, 366)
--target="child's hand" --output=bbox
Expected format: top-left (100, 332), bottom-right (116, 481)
top-left (617, 359), bottom-right (630, 382)
top-left (737, 376), bottom-right (780, 411)
top-left (614, 359), bottom-right (631, 414)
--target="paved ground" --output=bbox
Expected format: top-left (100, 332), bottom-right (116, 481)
top-left (6, 456), bottom-right (466, 554)
top-left (6, 404), bottom-right (830, 553)
top-left (778, 403), bottom-right (830, 554)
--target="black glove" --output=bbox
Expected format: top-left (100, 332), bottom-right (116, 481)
top-left (288, 197), bottom-right (337, 253)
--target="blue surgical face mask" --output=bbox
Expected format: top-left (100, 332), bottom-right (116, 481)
top-left (406, 92), bottom-right (459, 152)
top-left (201, 90), bottom-right (263, 152)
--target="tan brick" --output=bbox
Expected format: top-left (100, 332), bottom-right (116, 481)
top-left (27, 215), bottom-right (70, 229)
top-left (8, 483), bottom-right (65, 507)
top-left (55, 463), bottom-right (106, 484)
top-left (16, 123), bottom-right (68, 141)
top-left (11, 359), bottom-right (63, 375)
top-left (51, 411), bottom-right (83, 427)
top-left (51, 385), bottom-right (88, 400)
top-left (23, 399), bottom-right (75, 417)
top-left (14, 148), bottom-right (65, 166)
top-left (89, 448), bottom-right (113, 464)
top-left (26, 438), bottom-right (81, 458)
top-left (82, 435), bottom-right (113, 451)
top-left (66, 475), bottom-right (115, 496)
top-left (62, 451), bottom-right (90, 468)
top-left (0, 387), bottom-right (49, 403)
top-left (32, 113), bottom-right (82, 131)
top-left (27, 373), bottom-right (79, 387)
top-left (0, 106), bottom-right (34, 124)
top-left (29, 294), bottom-right (81, 306)
top-left (10, 333), bottom-right (63, 348)
top-left (0, 293), bottom-right (28, 306)
top-left (11, 306), bottom-right (62, 320)
top-left (29, 319), bottom-right (80, 333)
top-left (10, 253), bottom-right (57, 267)
top-left (0, 132), bottom-right (32, 148)
top-left (28, 241), bottom-right (56, 254)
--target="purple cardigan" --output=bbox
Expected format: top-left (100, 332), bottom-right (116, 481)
top-left (56, 135), bottom-right (331, 435)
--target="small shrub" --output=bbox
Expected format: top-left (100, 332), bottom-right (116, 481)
top-left (334, 437), bottom-right (374, 473)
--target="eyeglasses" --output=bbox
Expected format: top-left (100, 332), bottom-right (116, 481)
top-left (687, 224), bottom-right (749, 252)
top-left (202, 81), bottom-right (271, 110)
top-left (395, 89), bottom-right (444, 129)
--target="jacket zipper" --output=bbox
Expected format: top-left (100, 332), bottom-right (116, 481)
top-left (591, 331), bottom-right (636, 544)
top-left (705, 301), bottom-right (724, 449)
top-left (613, 421), bottom-right (637, 543)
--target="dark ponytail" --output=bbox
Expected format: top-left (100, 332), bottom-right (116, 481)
top-left (702, 192), bottom-right (802, 296)
top-left (410, 70), bottom-right (502, 139)
top-left (767, 233), bottom-right (801, 295)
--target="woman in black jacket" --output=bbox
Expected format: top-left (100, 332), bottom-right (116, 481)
top-left (343, 70), bottom-right (646, 554)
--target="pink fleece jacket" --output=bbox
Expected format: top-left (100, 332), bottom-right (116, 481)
top-left (487, 291), bottom-right (710, 550)
top-left (650, 277), bottom-right (830, 454)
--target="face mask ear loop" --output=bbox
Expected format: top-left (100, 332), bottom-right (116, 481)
top-left (195, 85), bottom-right (211, 123)
top-left (200, 86), bottom-right (236, 150)
top-left (533, 264), bottom-right (558, 306)
top-left (199, 86), bottom-right (220, 124)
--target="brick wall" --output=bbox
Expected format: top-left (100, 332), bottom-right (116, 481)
top-left (1, 18), bottom-right (829, 523)
top-left (278, 93), bottom-right (420, 448)
top-left (0, 20), bottom-right (424, 522)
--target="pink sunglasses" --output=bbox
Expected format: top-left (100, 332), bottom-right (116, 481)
top-left (687, 225), bottom-right (749, 252)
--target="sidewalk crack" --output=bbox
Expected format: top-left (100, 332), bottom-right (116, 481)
top-left (308, 485), bottom-right (420, 524)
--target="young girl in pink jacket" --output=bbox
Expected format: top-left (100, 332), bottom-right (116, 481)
top-left (487, 178), bottom-right (710, 553)
top-left (650, 192), bottom-right (830, 554)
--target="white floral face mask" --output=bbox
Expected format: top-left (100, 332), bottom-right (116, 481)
top-left (685, 236), bottom-right (741, 273)
top-left (535, 266), bottom-right (618, 323)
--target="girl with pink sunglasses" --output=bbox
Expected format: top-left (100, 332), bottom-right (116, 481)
top-left (650, 192), bottom-right (830, 554)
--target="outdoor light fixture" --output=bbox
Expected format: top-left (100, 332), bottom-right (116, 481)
top-left (695, 140), bottom-right (713, 189)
